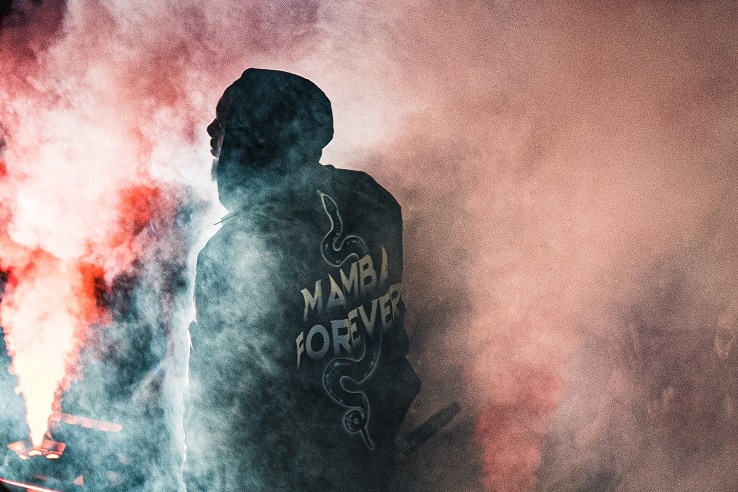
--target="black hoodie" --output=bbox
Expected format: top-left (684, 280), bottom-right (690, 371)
top-left (185, 69), bottom-right (420, 491)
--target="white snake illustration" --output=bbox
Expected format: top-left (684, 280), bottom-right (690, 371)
top-left (318, 191), bottom-right (379, 449)
top-left (318, 191), bottom-right (367, 266)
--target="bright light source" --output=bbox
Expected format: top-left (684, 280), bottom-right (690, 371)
top-left (39, 437), bottom-right (66, 459)
top-left (6, 437), bottom-right (67, 460)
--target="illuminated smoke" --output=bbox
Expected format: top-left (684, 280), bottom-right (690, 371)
top-left (0, 254), bottom-right (101, 446)
top-left (1, 0), bottom-right (736, 490)
top-left (0, 0), bottom-right (206, 451)
top-left (342, 2), bottom-right (738, 490)
top-left (0, 0), bottom-right (323, 483)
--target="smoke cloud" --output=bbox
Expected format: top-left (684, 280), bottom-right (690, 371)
top-left (0, 0), bottom-right (737, 490)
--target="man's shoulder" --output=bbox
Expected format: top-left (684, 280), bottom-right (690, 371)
top-left (197, 218), bottom-right (265, 270)
top-left (325, 165), bottom-right (400, 212)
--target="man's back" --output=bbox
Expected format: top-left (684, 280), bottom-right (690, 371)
top-left (185, 164), bottom-right (419, 491)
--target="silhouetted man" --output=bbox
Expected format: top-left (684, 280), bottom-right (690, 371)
top-left (184, 69), bottom-right (420, 491)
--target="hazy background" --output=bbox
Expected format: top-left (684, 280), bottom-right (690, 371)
top-left (1, 1), bottom-right (738, 490)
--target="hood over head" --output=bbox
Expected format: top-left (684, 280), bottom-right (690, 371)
top-left (213, 69), bottom-right (334, 210)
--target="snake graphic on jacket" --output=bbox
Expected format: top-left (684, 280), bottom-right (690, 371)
top-left (318, 191), bottom-right (380, 449)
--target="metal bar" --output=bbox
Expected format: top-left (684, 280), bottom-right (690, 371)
top-left (401, 401), bottom-right (462, 453)
top-left (0, 477), bottom-right (63, 492)
top-left (49, 413), bottom-right (122, 432)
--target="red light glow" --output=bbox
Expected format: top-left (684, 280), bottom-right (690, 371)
top-left (0, 250), bottom-right (106, 446)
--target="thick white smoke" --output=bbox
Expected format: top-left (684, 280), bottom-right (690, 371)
top-left (1, 1), bottom-right (737, 490)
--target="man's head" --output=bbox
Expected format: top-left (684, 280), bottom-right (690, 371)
top-left (210, 69), bottom-right (334, 208)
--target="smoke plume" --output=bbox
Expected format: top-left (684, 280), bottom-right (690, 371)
top-left (0, 0), bottom-right (737, 490)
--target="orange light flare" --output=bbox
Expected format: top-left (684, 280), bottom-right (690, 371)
top-left (0, 176), bottom-right (174, 449)
top-left (0, 123), bottom-right (174, 449)
top-left (0, 0), bottom-right (204, 459)
top-left (0, 95), bottom-right (173, 448)
top-left (0, 249), bottom-right (107, 447)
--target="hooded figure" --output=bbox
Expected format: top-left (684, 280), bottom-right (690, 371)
top-left (184, 69), bottom-right (420, 491)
